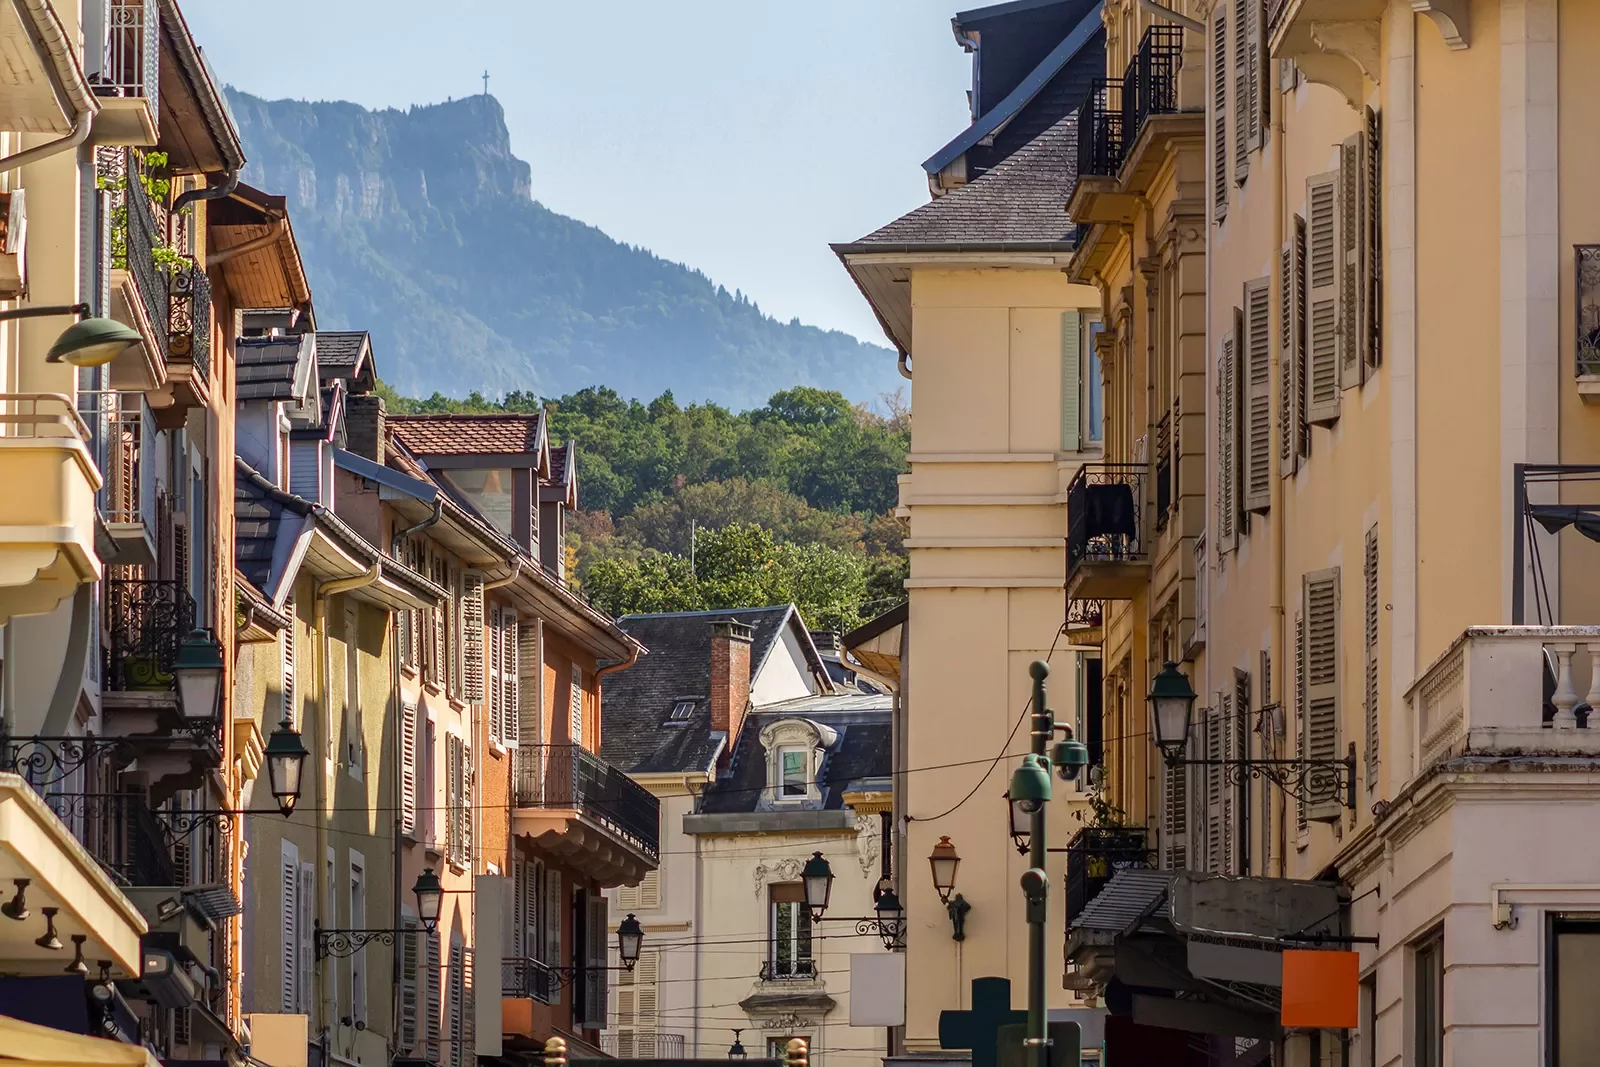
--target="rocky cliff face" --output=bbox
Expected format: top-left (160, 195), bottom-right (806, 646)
top-left (228, 91), bottom-right (895, 406)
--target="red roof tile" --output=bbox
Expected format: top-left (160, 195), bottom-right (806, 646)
top-left (389, 413), bottom-right (544, 457)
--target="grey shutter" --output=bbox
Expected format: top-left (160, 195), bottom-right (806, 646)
top-left (1339, 131), bottom-right (1369, 389)
top-left (1061, 310), bottom-right (1082, 451)
top-left (585, 894), bottom-right (609, 1030)
top-left (546, 868), bottom-right (562, 1005)
top-left (281, 597), bottom-right (297, 727)
top-left (1204, 700), bottom-right (1226, 872)
top-left (1233, 0), bottom-right (1253, 179)
top-left (1232, 670), bottom-right (1251, 875)
top-left (487, 604), bottom-right (503, 742)
top-left (1295, 611), bottom-right (1307, 831)
top-left (1294, 217), bottom-right (1309, 458)
top-left (461, 946), bottom-right (476, 1060)
top-left (1365, 106), bottom-right (1382, 371)
top-left (1213, 8), bottom-right (1229, 218)
top-left (518, 623), bottom-right (540, 745)
top-left (1304, 568), bottom-right (1341, 821)
top-left (1364, 527), bottom-right (1380, 784)
top-left (1162, 759), bottom-right (1187, 870)
top-left (462, 742), bottom-right (474, 865)
top-left (425, 930), bottom-right (442, 1062)
top-left (1305, 171), bottom-right (1342, 425)
top-left (447, 736), bottom-right (462, 865)
top-left (462, 571), bottom-right (485, 702)
top-left (280, 843), bottom-right (298, 1013)
top-left (1217, 331), bottom-right (1236, 550)
top-left (448, 941), bottom-right (464, 1067)
top-left (1279, 224), bottom-right (1304, 474)
top-left (1243, 278), bottom-right (1272, 513)
top-left (400, 917), bottom-right (420, 1051)
top-left (503, 609), bottom-right (520, 745)
top-left (296, 862), bottom-right (314, 1014)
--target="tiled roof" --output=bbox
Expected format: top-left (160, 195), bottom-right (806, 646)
top-left (234, 458), bottom-right (311, 593)
top-left (314, 331), bottom-right (368, 371)
top-left (848, 112), bottom-right (1078, 248)
top-left (699, 694), bottom-right (892, 814)
top-left (236, 336), bottom-right (307, 400)
top-left (599, 606), bottom-right (802, 775)
top-left (548, 440), bottom-right (574, 486)
top-left (390, 413), bottom-right (544, 457)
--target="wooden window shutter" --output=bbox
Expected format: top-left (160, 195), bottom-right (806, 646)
top-left (1339, 131), bottom-right (1369, 388)
top-left (486, 603), bottom-right (502, 741)
top-left (1364, 526), bottom-right (1380, 783)
top-left (1213, 8), bottom-right (1229, 218)
top-left (1244, 278), bottom-right (1272, 513)
top-left (519, 623), bottom-right (540, 746)
top-left (431, 554), bottom-right (446, 688)
top-left (461, 947), bottom-right (476, 1058)
top-left (462, 742), bottom-right (474, 864)
top-left (280, 842), bottom-right (298, 1013)
top-left (1233, 0), bottom-right (1254, 179)
top-left (1279, 220), bottom-right (1304, 473)
top-left (446, 736), bottom-right (462, 865)
top-left (1305, 171), bottom-right (1342, 425)
top-left (400, 916), bottom-right (420, 1051)
top-left (585, 894), bottom-right (609, 1029)
top-left (401, 700), bottom-right (418, 836)
top-left (635, 950), bottom-right (660, 1056)
top-left (296, 862), bottom-right (314, 1014)
top-left (619, 881), bottom-right (640, 910)
top-left (1232, 670), bottom-right (1251, 875)
top-left (1204, 700), bottom-right (1226, 872)
top-left (424, 930), bottom-right (442, 1061)
top-left (1365, 105), bottom-right (1382, 371)
top-left (281, 597), bottom-right (297, 728)
top-left (1060, 310), bottom-right (1082, 451)
top-left (640, 867), bottom-right (661, 909)
top-left (546, 868), bottom-right (562, 1005)
top-left (1295, 611), bottom-right (1307, 831)
top-left (1217, 331), bottom-right (1236, 550)
top-left (1162, 759), bottom-right (1187, 871)
top-left (503, 610), bottom-right (520, 745)
top-left (462, 571), bottom-right (485, 702)
top-left (1303, 568), bottom-right (1341, 821)
top-left (448, 941), bottom-right (464, 1067)
top-left (570, 667), bottom-right (584, 747)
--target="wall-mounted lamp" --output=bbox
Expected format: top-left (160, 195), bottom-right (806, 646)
top-left (928, 836), bottom-right (970, 941)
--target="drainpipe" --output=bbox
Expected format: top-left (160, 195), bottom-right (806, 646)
top-left (0, 108), bottom-right (90, 174)
top-left (897, 352), bottom-right (912, 380)
top-left (1137, 0), bottom-right (1205, 34)
top-left (483, 558), bottom-right (521, 591)
top-left (172, 167), bottom-right (241, 214)
top-left (0, 0), bottom-right (97, 174)
top-left (208, 217), bottom-right (287, 265)
top-left (1269, 45), bottom-right (1288, 881)
top-left (393, 500), bottom-right (443, 556)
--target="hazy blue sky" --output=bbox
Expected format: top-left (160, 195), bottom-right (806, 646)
top-left (181, 0), bottom-right (975, 347)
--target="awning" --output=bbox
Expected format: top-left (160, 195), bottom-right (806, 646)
top-left (1531, 505), bottom-right (1600, 542)
top-left (0, 1012), bottom-right (159, 1067)
top-left (1071, 868), bottom-right (1171, 944)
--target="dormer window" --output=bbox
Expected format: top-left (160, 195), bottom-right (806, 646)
top-left (779, 747), bottom-right (808, 798)
top-left (663, 699), bottom-right (696, 726)
top-left (758, 718), bottom-right (837, 809)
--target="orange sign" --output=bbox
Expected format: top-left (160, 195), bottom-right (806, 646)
top-left (1280, 949), bottom-right (1360, 1029)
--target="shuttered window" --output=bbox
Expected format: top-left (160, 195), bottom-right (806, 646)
top-left (584, 894), bottom-right (609, 1029)
top-left (1162, 758), bottom-right (1187, 871)
top-left (1233, 669), bottom-right (1251, 874)
top-left (1061, 310), bottom-right (1082, 451)
top-left (447, 736), bottom-right (463, 866)
top-left (424, 929), bottom-right (442, 1062)
top-left (1365, 106), bottom-right (1382, 372)
top-left (1295, 612), bottom-right (1307, 831)
top-left (462, 742), bottom-right (474, 864)
top-left (401, 700), bottom-right (419, 836)
top-left (297, 862), bottom-right (314, 1015)
top-left (1304, 568), bottom-right (1341, 821)
top-left (1306, 171), bottom-right (1342, 424)
top-left (1364, 527), bottom-right (1380, 785)
top-left (499, 607), bottom-right (520, 745)
top-left (1243, 278), bottom-right (1272, 513)
top-left (344, 603), bottom-right (362, 774)
top-left (280, 840), bottom-right (299, 1013)
top-left (462, 571), bottom-right (485, 703)
top-left (546, 868), bottom-right (562, 1005)
top-left (281, 597), bottom-right (297, 728)
top-left (570, 667), bottom-right (584, 747)
top-left (400, 916), bottom-right (420, 1052)
top-left (1217, 329), bottom-right (1237, 550)
top-left (1233, 0), bottom-right (1252, 181)
top-left (1213, 7), bottom-right (1229, 218)
top-left (1280, 216), bottom-right (1307, 473)
top-left (487, 602), bottom-right (504, 743)
top-left (1203, 699), bottom-right (1228, 872)
top-left (462, 946), bottom-right (476, 1059)
top-left (448, 940), bottom-right (465, 1067)
top-left (1339, 131), bottom-right (1367, 389)
top-left (616, 949), bottom-right (660, 1057)
top-left (519, 623), bottom-right (540, 746)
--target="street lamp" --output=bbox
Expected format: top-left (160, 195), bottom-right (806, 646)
top-left (871, 888), bottom-right (905, 952)
top-left (727, 1029), bottom-right (748, 1060)
top-left (413, 868), bottom-right (444, 933)
top-left (617, 913), bottom-right (644, 970)
top-left (928, 837), bottom-right (960, 905)
top-left (1147, 660), bottom-right (1197, 761)
top-left (317, 869), bottom-right (450, 958)
top-left (172, 629), bottom-right (224, 724)
top-left (1014, 661), bottom-right (1054, 1067)
top-left (0, 303), bottom-right (143, 366)
top-left (801, 851), bottom-right (833, 922)
top-left (1005, 790), bottom-right (1031, 855)
top-left (263, 718), bottom-right (309, 816)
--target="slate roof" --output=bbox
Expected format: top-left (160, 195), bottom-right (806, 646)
top-left (846, 113), bottom-right (1078, 249)
top-left (314, 331), bottom-right (368, 372)
top-left (236, 335), bottom-right (308, 401)
top-left (599, 606), bottom-right (814, 775)
top-left (698, 693), bottom-right (893, 815)
top-left (390, 413), bottom-right (544, 457)
top-left (234, 457), bottom-right (312, 593)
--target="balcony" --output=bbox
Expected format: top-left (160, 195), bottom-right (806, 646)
top-left (601, 1033), bottom-right (686, 1058)
top-left (0, 394), bottom-right (103, 625)
top-left (1065, 826), bottom-right (1154, 928)
top-left (81, 391), bottom-right (156, 566)
top-left (502, 955), bottom-right (556, 1005)
top-left (513, 745), bottom-right (659, 887)
top-left (759, 959), bottom-right (817, 982)
top-left (1066, 463), bottom-right (1150, 601)
top-left (89, 0), bottom-right (159, 145)
top-left (1407, 627), bottom-right (1600, 786)
top-left (1116, 25), bottom-right (1199, 198)
top-left (103, 579), bottom-right (196, 696)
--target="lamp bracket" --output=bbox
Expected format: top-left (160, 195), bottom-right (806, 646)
top-left (1166, 742), bottom-right (1359, 811)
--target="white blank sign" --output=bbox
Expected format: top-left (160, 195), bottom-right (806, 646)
top-left (850, 953), bottom-right (906, 1026)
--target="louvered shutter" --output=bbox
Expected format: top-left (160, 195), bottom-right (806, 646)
top-left (1294, 218), bottom-right (1309, 457)
top-left (1339, 131), bottom-right (1368, 388)
top-left (585, 894), bottom-right (608, 1029)
top-left (1213, 8), bottom-right (1229, 218)
top-left (617, 964), bottom-right (637, 1057)
top-left (503, 610), bottom-right (520, 745)
top-left (280, 842), bottom-right (298, 1013)
top-left (1365, 106), bottom-right (1382, 371)
top-left (461, 946), bottom-right (475, 1058)
top-left (640, 868), bottom-right (661, 909)
top-left (1280, 217), bottom-right (1307, 473)
top-left (1295, 612), bottom-right (1308, 831)
top-left (297, 862), bottom-right (314, 1014)
top-left (401, 700), bottom-right (419, 836)
top-left (635, 950), bottom-right (660, 1056)
top-left (1306, 171), bottom-right (1342, 424)
top-left (446, 736), bottom-right (462, 865)
top-left (400, 917), bottom-right (420, 1051)
top-left (462, 743), bottom-right (474, 865)
top-left (1304, 568), bottom-right (1341, 821)
top-left (486, 603), bottom-right (503, 742)
top-left (1061, 310), bottom-right (1082, 451)
top-left (1162, 759), bottom-right (1187, 871)
top-left (570, 668), bottom-right (584, 747)
top-left (1233, 0), bottom-right (1252, 181)
top-left (1217, 332), bottom-right (1236, 550)
top-left (1244, 278), bottom-right (1272, 512)
top-left (448, 941), bottom-right (464, 1067)
top-left (1204, 701), bottom-right (1225, 872)
top-left (425, 930), bottom-right (442, 1062)
top-left (282, 597), bottom-right (297, 727)
top-left (431, 555), bottom-right (447, 689)
top-left (619, 881), bottom-right (640, 910)
top-left (1231, 671), bottom-right (1251, 875)
top-left (519, 623), bottom-right (540, 746)
top-left (1364, 527), bottom-right (1380, 784)
top-left (462, 571), bottom-right (485, 702)
top-left (546, 868), bottom-right (562, 1005)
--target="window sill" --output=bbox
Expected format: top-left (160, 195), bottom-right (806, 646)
top-left (490, 740), bottom-right (509, 759)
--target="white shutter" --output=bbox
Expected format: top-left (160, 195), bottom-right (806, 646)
top-left (1364, 527), bottom-right (1380, 783)
top-left (462, 571), bottom-right (485, 702)
top-left (570, 667), bottom-right (584, 747)
top-left (425, 930), bottom-right (442, 1062)
top-left (280, 841), bottom-right (299, 1013)
top-left (447, 736), bottom-right (462, 866)
top-left (282, 597), bottom-right (297, 727)
top-left (487, 603), bottom-right (504, 742)
top-left (1231, 671), bottom-right (1250, 876)
top-left (1243, 278), bottom-right (1272, 513)
top-left (401, 700), bottom-right (418, 836)
top-left (1162, 760), bottom-right (1187, 871)
top-left (546, 868), bottom-right (562, 1005)
top-left (1213, 7), bottom-right (1228, 218)
top-left (1280, 219), bottom-right (1306, 474)
top-left (1339, 131), bottom-right (1368, 389)
top-left (503, 611), bottom-right (520, 745)
top-left (400, 916), bottom-right (420, 1051)
top-left (448, 941), bottom-right (464, 1067)
top-left (1306, 170), bottom-right (1342, 425)
top-left (635, 950), bottom-right (660, 1056)
top-left (1217, 328), bottom-right (1237, 551)
top-left (463, 742), bottom-right (474, 866)
top-left (1204, 700), bottom-right (1225, 872)
top-left (462, 947), bottom-right (476, 1059)
top-left (1304, 568), bottom-right (1341, 821)
top-left (296, 862), bottom-right (314, 1014)
top-left (1295, 611), bottom-right (1308, 832)
top-left (1364, 106), bottom-right (1382, 372)
top-left (1061, 310), bottom-right (1082, 451)
top-left (622, 869), bottom-right (661, 911)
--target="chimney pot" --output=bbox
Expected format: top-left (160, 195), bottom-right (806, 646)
top-left (344, 394), bottom-right (386, 464)
top-left (710, 619), bottom-right (754, 746)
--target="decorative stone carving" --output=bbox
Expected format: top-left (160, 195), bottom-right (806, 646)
top-left (854, 813), bottom-right (880, 877)
top-left (763, 1013), bottom-right (817, 1031)
top-left (757, 718), bottom-right (837, 809)
top-left (753, 856), bottom-right (804, 897)
top-left (1411, 0), bottom-right (1468, 50)
top-left (1309, 21), bottom-right (1381, 84)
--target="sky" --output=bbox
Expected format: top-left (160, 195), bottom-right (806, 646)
top-left (180, 0), bottom-right (977, 347)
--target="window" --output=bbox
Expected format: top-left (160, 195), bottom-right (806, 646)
top-left (1414, 933), bottom-right (1443, 1067)
top-left (1553, 920), bottom-right (1600, 1064)
top-left (350, 854), bottom-right (367, 1023)
top-left (401, 700), bottom-right (419, 836)
top-left (1303, 567), bottom-right (1341, 821)
top-left (665, 699), bottom-right (696, 724)
top-left (1359, 974), bottom-right (1376, 1067)
top-left (400, 913), bottom-right (420, 1052)
top-left (768, 884), bottom-right (813, 978)
top-left (440, 469), bottom-right (515, 538)
top-left (1087, 322), bottom-right (1104, 444)
top-left (1060, 315), bottom-right (1104, 452)
top-left (779, 746), bottom-right (808, 798)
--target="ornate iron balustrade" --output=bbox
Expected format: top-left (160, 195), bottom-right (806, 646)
top-left (96, 0), bottom-right (159, 115)
top-left (759, 958), bottom-right (817, 982)
top-left (1065, 598), bottom-right (1104, 635)
top-left (1120, 24), bottom-right (1185, 149)
top-left (103, 578), bottom-right (197, 693)
top-left (514, 744), bottom-right (660, 861)
top-left (1075, 79), bottom-right (1126, 181)
top-left (98, 147), bottom-right (170, 358)
top-left (601, 1033), bottom-right (686, 1059)
top-left (503, 955), bottom-right (556, 1003)
top-left (168, 258), bottom-right (211, 381)
top-left (1063, 826), bottom-right (1153, 927)
top-left (49, 791), bottom-right (180, 887)
top-left (78, 391), bottom-right (155, 527)
top-left (1066, 463), bottom-right (1149, 578)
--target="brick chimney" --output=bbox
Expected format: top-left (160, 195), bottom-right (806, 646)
top-left (345, 393), bottom-right (386, 463)
top-left (709, 619), bottom-right (754, 743)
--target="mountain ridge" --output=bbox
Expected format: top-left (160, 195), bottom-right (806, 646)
top-left (226, 90), bottom-right (897, 407)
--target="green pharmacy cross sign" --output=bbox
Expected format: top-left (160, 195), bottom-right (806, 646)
top-left (939, 978), bottom-right (1081, 1067)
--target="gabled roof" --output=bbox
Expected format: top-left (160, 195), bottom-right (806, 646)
top-left (542, 440), bottom-right (578, 507)
top-left (157, 0), bottom-right (246, 173)
top-left (923, 1), bottom-right (1103, 178)
top-left (315, 331), bottom-right (375, 393)
top-left (236, 334), bottom-right (315, 402)
top-left (390, 413), bottom-right (550, 473)
top-left (599, 605), bottom-right (828, 776)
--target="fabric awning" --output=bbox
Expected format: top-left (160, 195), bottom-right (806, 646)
top-left (1531, 505), bottom-right (1600, 542)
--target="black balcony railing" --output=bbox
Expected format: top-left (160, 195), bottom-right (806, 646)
top-left (759, 959), bottom-right (816, 982)
top-left (54, 792), bottom-right (180, 887)
top-left (168, 258), bottom-right (212, 382)
top-left (502, 956), bottom-right (555, 1004)
top-left (1075, 79), bottom-right (1126, 181)
top-left (104, 578), bottom-right (197, 693)
top-left (514, 744), bottom-right (660, 861)
top-left (1065, 826), bottom-right (1153, 927)
top-left (1067, 463), bottom-right (1149, 578)
top-left (1120, 24), bottom-right (1185, 149)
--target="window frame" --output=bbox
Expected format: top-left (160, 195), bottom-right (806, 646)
top-left (767, 886), bottom-right (814, 978)
top-left (776, 745), bottom-right (810, 800)
top-left (1413, 929), bottom-right (1444, 1067)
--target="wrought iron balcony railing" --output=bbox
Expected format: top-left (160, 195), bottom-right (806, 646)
top-left (51, 791), bottom-right (180, 887)
top-left (1066, 463), bottom-right (1149, 578)
top-left (1075, 79), bottom-right (1126, 181)
top-left (759, 958), bottom-right (817, 981)
top-left (95, 0), bottom-right (159, 113)
top-left (601, 1033), bottom-right (686, 1059)
top-left (502, 955), bottom-right (556, 1004)
top-left (1064, 826), bottom-right (1154, 927)
top-left (77, 391), bottom-right (155, 529)
top-left (103, 578), bottom-right (197, 693)
top-left (168, 259), bottom-right (211, 382)
top-left (1120, 24), bottom-right (1185, 149)
top-left (514, 744), bottom-right (660, 861)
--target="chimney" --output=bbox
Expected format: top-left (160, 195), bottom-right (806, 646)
top-left (345, 394), bottom-right (386, 464)
top-left (709, 619), bottom-right (754, 743)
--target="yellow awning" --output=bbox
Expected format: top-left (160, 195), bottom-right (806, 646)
top-left (0, 1013), bottom-right (159, 1067)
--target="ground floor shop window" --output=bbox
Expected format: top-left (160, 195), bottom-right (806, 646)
top-left (1552, 919), bottom-right (1600, 1064)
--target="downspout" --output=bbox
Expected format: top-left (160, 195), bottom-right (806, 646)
top-left (208, 217), bottom-right (287, 265)
top-left (0, 0), bottom-right (97, 174)
top-left (172, 167), bottom-right (240, 214)
top-left (393, 500), bottom-right (443, 556)
top-left (0, 108), bottom-right (90, 174)
top-left (483, 558), bottom-right (521, 591)
top-left (1270, 55), bottom-right (1288, 880)
top-left (1137, 0), bottom-right (1205, 34)
top-left (897, 352), bottom-right (912, 379)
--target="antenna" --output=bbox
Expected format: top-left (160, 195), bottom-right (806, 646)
top-left (690, 520), bottom-right (697, 579)
top-left (482, 70), bottom-right (490, 97)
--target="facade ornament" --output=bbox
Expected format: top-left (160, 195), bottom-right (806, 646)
top-left (1410, 0), bottom-right (1468, 50)
top-left (752, 856), bottom-right (804, 897)
top-left (1308, 22), bottom-right (1381, 85)
top-left (764, 1013), bottom-right (817, 1031)
top-left (854, 813), bottom-right (880, 876)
